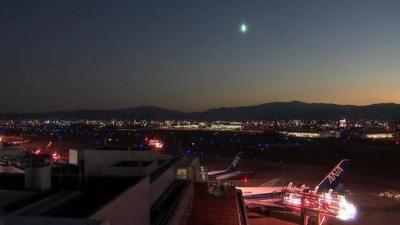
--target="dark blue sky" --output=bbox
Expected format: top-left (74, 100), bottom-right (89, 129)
top-left (1, 0), bottom-right (399, 113)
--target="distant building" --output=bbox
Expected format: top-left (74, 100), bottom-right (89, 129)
top-left (364, 133), bottom-right (395, 139)
top-left (339, 119), bottom-right (347, 128)
top-left (283, 131), bottom-right (320, 138)
top-left (210, 121), bottom-right (243, 131)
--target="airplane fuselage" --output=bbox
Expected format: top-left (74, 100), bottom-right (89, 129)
top-left (236, 186), bottom-right (284, 207)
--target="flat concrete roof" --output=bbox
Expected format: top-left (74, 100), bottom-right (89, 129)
top-left (41, 176), bottom-right (142, 218)
top-left (182, 182), bottom-right (247, 225)
top-left (0, 190), bottom-right (35, 216)
top-left (111, 160), bottom-right (153, 167)
top-left (94, 145), bottom-right (151, 151)
top-left (0, 174), bottom-right (142, 219)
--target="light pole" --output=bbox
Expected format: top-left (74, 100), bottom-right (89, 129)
top-left (280, 161), bottom-right (285, 201)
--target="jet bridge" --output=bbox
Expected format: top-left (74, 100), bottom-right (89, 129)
top-left (281, 189), bottom-right (356, 225)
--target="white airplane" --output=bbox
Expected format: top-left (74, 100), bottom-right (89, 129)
top-left (208, 152), bottom-right (248, 181)
top-left (236, 159), bottom-right (350, 209)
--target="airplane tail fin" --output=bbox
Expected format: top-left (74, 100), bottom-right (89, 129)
top-left (226, 152), bottom-right (242, 172)
top-left (316, 159), bottom-right (350, 193)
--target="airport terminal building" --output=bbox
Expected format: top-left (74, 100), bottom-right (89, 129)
top-left (0, 145), bottom-right (248, 225)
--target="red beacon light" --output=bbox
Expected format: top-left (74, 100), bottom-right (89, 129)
top-left (243, 176), bottom-right (249, 184)
top-left (51, 151), bottom-right (61, 161)
top-left (32, 148), bottom-right (42, 155)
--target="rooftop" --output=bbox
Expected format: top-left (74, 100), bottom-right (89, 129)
top-left (41, 176), bottom-right (141, 218)
top-left (0, 174), bottom-right (141, 218)
top-left (95, 145), bottom-right (151, 151)
top-left (182, 182), bottom-right (247, 225)
top-left (111, 160), bottom-right (153, 167)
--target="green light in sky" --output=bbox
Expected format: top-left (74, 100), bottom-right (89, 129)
top-left (240, 23), bottom-right (248, 33)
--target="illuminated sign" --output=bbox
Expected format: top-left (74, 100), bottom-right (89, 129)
top-left (327, 165), bottom-right (344, 184)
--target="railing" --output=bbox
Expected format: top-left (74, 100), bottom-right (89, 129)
top-left (150, 156), bottom-right (182, 183)
top-left (150, 181), bottom-right (189, 225)
top-left (236, 190), bottom-right (249, 225)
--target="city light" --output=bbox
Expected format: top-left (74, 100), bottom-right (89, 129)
top-left (147, 139), bottom-right (164, 150)
top-left (365, 133), bottom-right (394, 139)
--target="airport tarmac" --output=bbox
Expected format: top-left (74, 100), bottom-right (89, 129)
top-left (204, 157), bottom-right (400, 225)
top-left (249, 214), bottom-right (296, 225)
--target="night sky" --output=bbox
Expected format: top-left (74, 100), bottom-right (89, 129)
top-left (1, 0), bottom-right (400, 113)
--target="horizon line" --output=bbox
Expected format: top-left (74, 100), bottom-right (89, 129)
top-left (2, 100), bottom-right (400, 115)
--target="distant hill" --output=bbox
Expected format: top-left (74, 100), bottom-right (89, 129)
top-left (2, 101), bottom-right (400, 120)
top-left (1, 106), bottom-right (184, 120)
top-left (197, 101), bottom-right (400, 120)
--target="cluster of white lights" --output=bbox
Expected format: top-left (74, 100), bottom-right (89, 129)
top-left (284, 191), bottom-right (357, 221)
top-left (337, 196), bottom-right (357, 221)
top-left (148, 139), bottom-right (164, 149)
top-left (365, 133), bottom-right (394, 139)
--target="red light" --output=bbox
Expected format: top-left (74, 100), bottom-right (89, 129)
top-left (32, 148), bottom-right (42, 155)
top-left (243, 176), bottom-right (249, 184)
top-left (147, 139), bottom-right (164, 150)
top-left (51, 151), bottom-right (60, 161)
